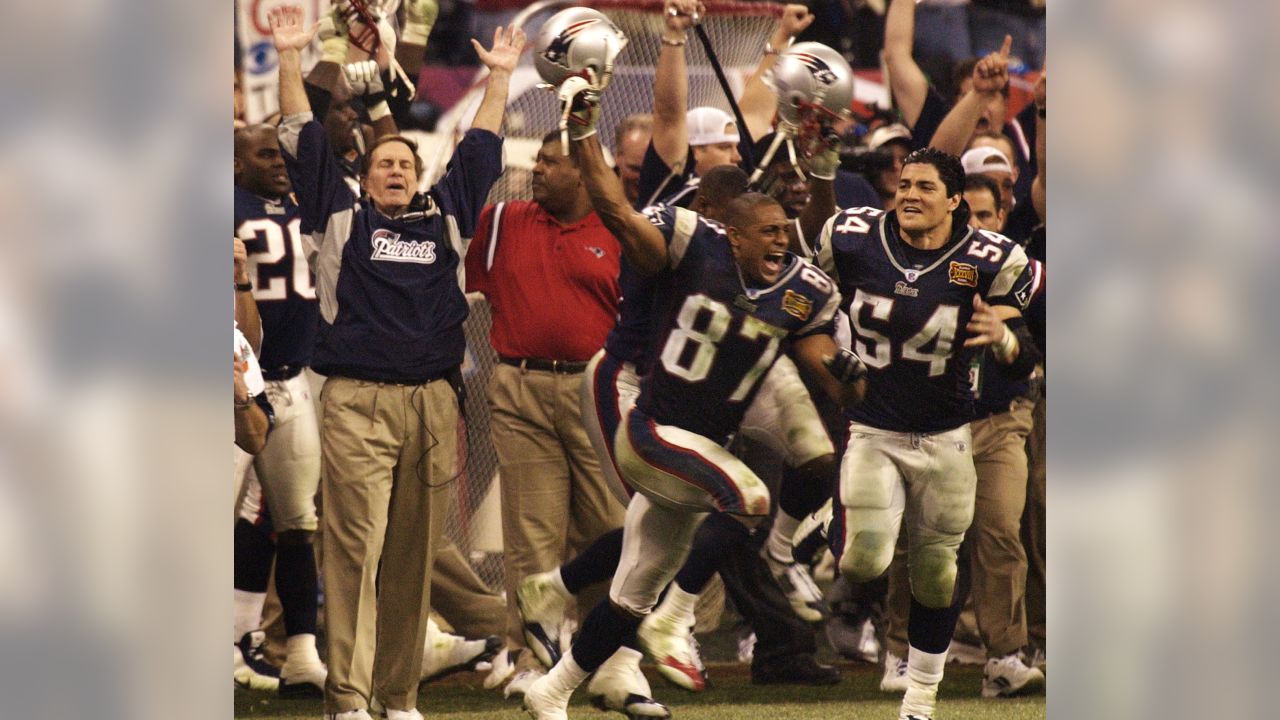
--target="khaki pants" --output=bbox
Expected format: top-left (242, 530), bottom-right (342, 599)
top-left (431, 539), bottom-right (505, 638)
top-left (1022, 394), bottom-right (1046, 651)
top-left (885, 399), bottom-right (1035, 657)
top-left (489, 363), bottom-right (625, 658)
top-left (319, 376), bottom-right (456, 714)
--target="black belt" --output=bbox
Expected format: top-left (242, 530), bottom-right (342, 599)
top-left (499, 356), bottom-right (588, 374)
top-left (262, 364), bottom-right (306, 381)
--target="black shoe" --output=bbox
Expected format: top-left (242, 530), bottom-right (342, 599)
top-left (750, 654), bottom-right (841, 686)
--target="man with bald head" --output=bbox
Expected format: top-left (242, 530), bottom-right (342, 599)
top-left (233, 123), bottom-right (328, 697)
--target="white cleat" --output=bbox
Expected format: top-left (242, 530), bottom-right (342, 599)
top-left (981, 652), bottom-right (1045, 697)
top-left (522, 674), bottom-right (570, 720)
top-left (421, 621), bottom-right (502, 681)
top-left (637, 613), bottom-right (707, 692)
top-left (278, 657), bottom-right (326, 698)
top-left (504, 667), bottom-right (546, 699)
top-left (760, 550), bottom-right (828, 623)
top-left (880, 650), bottom-right (910, 694)
top-left (484, 647), bottom-right (518, 689)
top-left (384, 710), bottom-right (424, 720)
top-left (900, 685), bottom-right (937, 720)
top-left (587, 650), bottom-right (671, 719)
top-left (517, 571), bottom-right (569, 669)
top-left (233, 631), bottom-right (280, 692)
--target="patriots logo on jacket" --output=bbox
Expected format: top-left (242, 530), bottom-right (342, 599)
top-left (543, 20), bottom-right (599, 68)
top-left (791, 52), bottom-right (837, 86)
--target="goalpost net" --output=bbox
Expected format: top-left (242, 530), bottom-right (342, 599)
top-left (436, 0), bottom-right (786, 595)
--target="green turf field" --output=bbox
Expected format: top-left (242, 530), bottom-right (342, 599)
top-left (234, 661), bottom-right (1046, 719)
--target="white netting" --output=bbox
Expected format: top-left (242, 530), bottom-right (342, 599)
top-left (436, 0), bottom-right (786, 594)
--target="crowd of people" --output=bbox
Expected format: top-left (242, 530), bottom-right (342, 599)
top-left (232, 2), bottom-right (1046, 719)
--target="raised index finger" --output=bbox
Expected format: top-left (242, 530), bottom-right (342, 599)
top-left (998, 34), bottom-right (1013, 60)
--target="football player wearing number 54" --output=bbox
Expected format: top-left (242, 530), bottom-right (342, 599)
top-left (815, 147), bottom-right (1043, 720)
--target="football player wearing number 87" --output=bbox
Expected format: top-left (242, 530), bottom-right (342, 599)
top-left (814, 146), bottom-right (1042, 720)
top-left (523, 77), bottom-right (867, 720)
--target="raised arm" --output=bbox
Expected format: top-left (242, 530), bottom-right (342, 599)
top-left (271, 6), bottom-right (319, 117)
top-left (652, 0), bottom-right (703, 169)
top-left (883, 0), bottom-right (929, 127)
top-left (928, 36), bottom-right (1011, 156)
top-left (796, 132), bottom-right (840, 249)
top-left (739, 4), bottom-right (814, 141)
top-left (563, 83), bottom-right (669, 275)
top-left (469, 25), bottom-right (526, 135)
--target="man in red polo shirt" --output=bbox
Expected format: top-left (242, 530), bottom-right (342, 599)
top-left (464, 131), bottom-right (630, 700)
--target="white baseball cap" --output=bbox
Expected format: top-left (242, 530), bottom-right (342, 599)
top-left (686, 107), bottom-right (741, 147)
top-left (866, 123), bottom-right (912, 150)
top-left (961, 146), bottom-right (1014, 177)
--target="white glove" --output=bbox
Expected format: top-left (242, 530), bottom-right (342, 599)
top-left (343, 60), bottom-right (385, 97)
top-left (402, 0), bottom-right (439, 46)
top-left (318, 5), bottom-right (350, 65)
top-left (557, 76), bottom-right (602, 146)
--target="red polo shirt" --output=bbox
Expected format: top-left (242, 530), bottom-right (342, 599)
top-left (465, 200), bottom-right (622, 362)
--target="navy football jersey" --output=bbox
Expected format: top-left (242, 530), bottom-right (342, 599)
top-left (234, 186), bottom-right (318, 371)
top-left (603, 258), bottom-right (658, 372)
top-left (817, 206), bottom-right (1037, 432)
top-left (638, 204), bottom-right (841, 445)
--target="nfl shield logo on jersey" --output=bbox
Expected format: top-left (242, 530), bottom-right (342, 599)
top-left (782, 289), bottom-right (813, 321)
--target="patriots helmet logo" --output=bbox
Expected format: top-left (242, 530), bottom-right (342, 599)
top-left (791, 52), bottom-right (838, 86)
top-left (543, 19), bottom-right (599, 68)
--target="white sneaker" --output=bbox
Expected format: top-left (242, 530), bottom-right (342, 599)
top-left (324, 711), bottom-right (373, 720)
top-left (504, 667), bottom-right (546, 699)
top-left (384, 710), bottom-right (423, 720)
top-left (587, 650), bottom-right (671, 719)
top-left (982, 652), bottom-right (1045, 697)
top-left (517, 571), bottom-right (568, 669)
top-left (880, 650), bottom-right (910, 693)
top-left (760, 550), bottom-right (827, 623)
top-left (234, 631), bottom-right (280, 692)
top-left (637, 613), bottom-right (707, 692)
top-left (1029, 647), bottom-right (1046, 671)
top-left (421, 622), bottom-right (502, 681)
top-left (522, 674), bottom-right (569, 720)
top-left (484, 647), bottom-right (517, 689)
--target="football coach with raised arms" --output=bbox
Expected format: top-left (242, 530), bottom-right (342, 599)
top-left (268, 7), bottom-right (526, 720)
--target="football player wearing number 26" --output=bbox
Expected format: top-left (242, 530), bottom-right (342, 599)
top-left (522, 77), bottom-right (869, 720)
top-left (233, 123), bottom-right (328, 697)
top-left (814, 147), bottom-right (1041, 720)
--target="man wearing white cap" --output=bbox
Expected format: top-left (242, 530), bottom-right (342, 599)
top-left (640, 0), bottom-right (753, 208)
top-left (962, 145), bottom-right (1017, 222)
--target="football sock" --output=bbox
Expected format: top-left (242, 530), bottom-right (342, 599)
top-left (650, 580), bottom-right (699, 628)
top-left (561, 528), bottom-right (624, 594)
top-left (675, 512), bottom-right (747, 593)
top-left (907, 594), bottom-right (964, 654)
top-left (541, 649), bottom-right (589, 704)
top-left (764, 510), bottom-right (802, 563)
top-left (900, 645), bottom-right (946, 719)
top-left (571, 600), bottom-right (641, 672)
top-left (233, 518), bottom-right (275, 641)
top-left (275, 540), bottom-right (319, 637)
